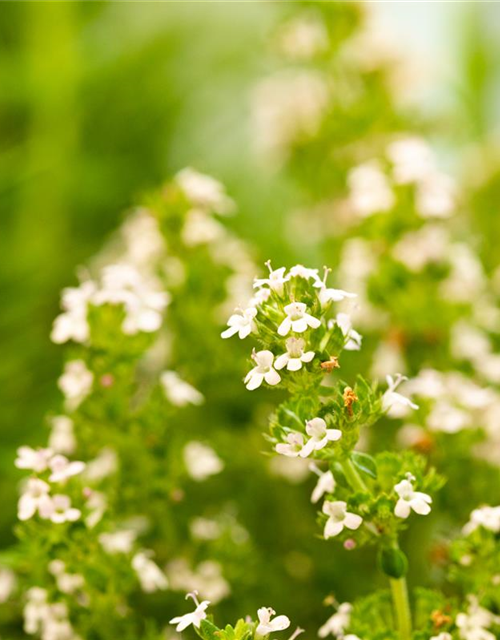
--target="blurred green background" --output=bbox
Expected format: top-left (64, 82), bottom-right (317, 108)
top-left (1, 0), bottom-right (500, 596)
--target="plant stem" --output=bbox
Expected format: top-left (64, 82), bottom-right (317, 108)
top-left (390, 575), bottom-right (412, 640)
top-left (341, 456), bottom-right (368, 493)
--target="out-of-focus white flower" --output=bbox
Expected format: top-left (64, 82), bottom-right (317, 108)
top-left (253, 71), bottom-right (329, 159)
top-left (84, 491), bottom-right (107, 528)
top-left (99, 529), bottom-right (137, 554)
top-left (427, 401), bottom-right (470, 434)
top-left (182, 209), bottom-right (225, 246)
top-left (394, 473), bottom-right (432, 519)
top-left (392, 224), bottom-right (449, 272)
top-left (462, 505), bottom-right (500, 536)
top-left (456, 597), bottom-right (498, 640)
top-left (245, 350), bottom-right (281, 390)
top-left (300, 418), bottom-right (341, 458)
top-left (275, 337), bottom-right (315, 372)
top-left (318, 603), bottom-right (352, 638)
top-left (269, 456), bottom-right (310, 484)
top-left (15, 447), bottom-right (53, 473)
top-left (275, 13), bottom-right (329, 60)
top-left (322, 501), bottom-right (362, 539)
top-left (275, 432), bottom-right (305, 458)
top-left (256, 607), bottom-right (291, 636)
top-left (18, 479), bottom-right (53, 521)
top-left (132, 551), bottom-right (168, 593)
top-left (183, 442), bottom-right (224, 481)
top-left (387, 136), bottom-right (434, 184)
top-left (58, 360), bottom-right (94, 411)
top-left (440, 244), bottom-right (485, 303)
top-left (169, 593), bottom-right (210, 632)
top-left (167, 559), bottom-right (230, 604)
top-left (120, 208), bottom-right (166, 267)
top-left (310, 465), bottom-right (335, 504)
top-left (24, 588), bottom-right (80, 639)
top-left (348, 161), bottom-right (395, 217)
top-left (49, 495), bottom-right (81, 524)
top-left (382, 374), bottom-right (418, 417)
top-left (0, 567), bottom-right (16, 603)
top-left (416, 172), bottom-right (456, 219)
top-left (48, 455), bottom-right (85, 483)
top-left (176, 168), bottom-right (235, 215)
top-left (370, 341), bottom-right (406, 380)
top-left (83, 448), bottom-right (118, 483)
top-left (189, 517), bottom-right (222, 541)
top-left (430, 634), bottom-right (452, 640)
top-left (23, 587), bottom-right (50, 635)
top-left (48, 561), bottom-right (84, 595)
top-left (221, 307), bottom-right (257, 339)
top-left (160, 371), bottom-right (204, 407)
top-left (335, 313), bottom-right (362, 351)
top-left (278, 302), bottom-right (321, 336)
top-left (289, 265), bottom-right (321, 282)
top-left (48, 416), bottom-right (76, 455)
top-left (51, 281), bottom-right (96, 345)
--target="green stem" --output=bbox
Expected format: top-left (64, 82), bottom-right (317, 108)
top-left (340, 456), bottom-right (368, 493)
top-left (390, 575), bottom-right (412, 640)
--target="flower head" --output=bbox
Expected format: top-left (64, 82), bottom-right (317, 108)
top-left (256, 607), bottom-right (291, 636)
top-left (322, 501), bottom-right (362, 539)
top-left (275, 337), bottom-right (315, 372)
top-left (254, 262), bottom-right (290, 296)
top-left (394, 473), bottom-right (432, 519)
top-left (278, 302), bottom-right (321, 336)
top-left (300, 418), bottom-right (341, 458)
top-left (245, 350), bottom-right (281, 391)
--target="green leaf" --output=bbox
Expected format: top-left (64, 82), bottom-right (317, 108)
top-left (352, 451), bottom-right (378, 479)
top-left (199, 619), bottom-right (222, 640)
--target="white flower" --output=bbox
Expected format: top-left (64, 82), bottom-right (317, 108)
top-left (132, 551), bottom-right (168, 593)
top-left (315, 285), bottom-right (357, 307)
top-left (48, 561), bottom-right (84, 595)
top-left (430, 634), bottom-right (452, 640)
top-left (318, 602), bottom-right (352, 638)
top-left (275, 432), bottom-right (305, 458)
top-left (58, 360), bottom-right (93, 410)
top-left (18, 479), bottom-right (53, 521)
top-left (221, 307), bottom-right (257, 339)
top-left (382, 374), bottom-right (418, 417)
top-left (167, 560), bottom-right (230, 604)
top-left (15, 447), bottom-right (53, 473)
top-left (170, 593), bottom-right (210, 632)
top-left (335, 313), bottom-right (362, 351)
top-left (387, 136), bottom-right (434, 184)
top-left (394, 474), bottom-right (432, 519)
top-left (99, 529), bottom-right (137, 554)
top-left (51, 281), bottom-right (95, 345)
top-left (289, 265), bottom-right (321, 282)
top-left (84, 491), bottom-right (107, 528)
top-left (182, 209), bottom-right (225, 246)
top-left (254, 263), bottom-right (290, 296)
top-left (275, 337), bottom-right (315, 372)
top-left (23, 587), bottom-right (50, 635)
top-left (348, 161), bottom-right (395, 217)
top-left (416, 172), bottom-right (455, 219)
top-left (456, 597), bottom-right (498, 640)
top-left (176, 167), bottom-right (235, 214)
top-left (48, 455), bottom-right (85, 483)
top-left (245, 350), bottom-right (281, 390)
top-left (278, 302), bottom-right (321, 336)
top-left (256, 607), bottom-right (291, 636)
top-left (48, 416), bottom-right (76, 455)
top-left (0, 568), bottom-right (16, 603)
top-left (83, 448), bottom-right (118, 482)
top-left (49, 495), bottom-right (81, 524)
top-left (276, 14), bottom-right (328, 60)
top-left (462, 505), bottom-right (500, 536)
top-left (310, 466), bottom-right (335, 504)
top-left (300, 418), bottom-right (341, 458)
top-left (160, 371), bottom-right (204, 407)
top-left (322, 501), bottom-right (362, 539)
top-left (120, 208), bottom-right (166, 267)
top-left (183, 441), bottom-right (224, 481)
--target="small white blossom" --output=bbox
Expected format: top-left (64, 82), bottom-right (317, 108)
top-left (322, 501), bottom-right (362, 539)
top-left (182, 209), bottom-right (225, 246)
top-left (51, 281), bottom-right (95, 345)
top-left (278, 302), bottom-right (321, 336)
top-left (318, 602), bottom-right (352, 638)
top-left (275, 337), bottom-right (315, 372)
top-left (300, 418), bottom-right (341, 458)
top-left (245, 350), bottom-right (281, 390)
top-left (256, 607), bottom-right (291, 636)
top-left (416, 172), bottom-right (455, 219)
top-left (49, 495), bottom-right (81, 524)
top-left (348, 161), bottom-right (395, 217)
top-left (456, 597), bottom-right (498, 640)
top-left (254, 263), bottom-right (290, 296)
top-left (160, 371), bottom-right (204, 407)
top-left (99, 529), bottom-right (137, 554)
top-left (387, 136), bottom-right (434, 184)
top-left (430, 634), bottom-right (452, 640)
top-left (183, 441), bottom-right (224, 481)
top-left (382, 374), bottom-right (418, 417)
top-left (58, 360), bottom-right (94, 410)
top-left (176, 167), bottom-right (235, 215)
top-left (275, 432), bottom-right (305, 458)
top-left (167, 559), bottom-right (230, 604)
top-left (15, 447), bottom-right (53, 473)
top-left (0, 568), bottom-right (16, 603)
top-left (83, 448), bottom-right (118, 483)
top-left (132, 551), bottom-right (168, 593)
top-left (462, 505), bottom-right (500, 536)
top-left (48, 416), bottom-right (76, 455)
top-left (48, 455), bottom-right (85, 483)
top-left (335, 313), bottom-right (362, 351)
top-left (18, 479), bottom-right (53, 521)
top-left (310, 466), bottom-right (335, 504)
top-left (170, 593), bottom-right (210, 632)
top-left (394, 473), bottom-right (432, 519)
top-left (221, 307), bottom-right (257, 339)
top-left (316, 285), bottom-right (357, 307)
top-left (289, 265), bottom-right (321, 282)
